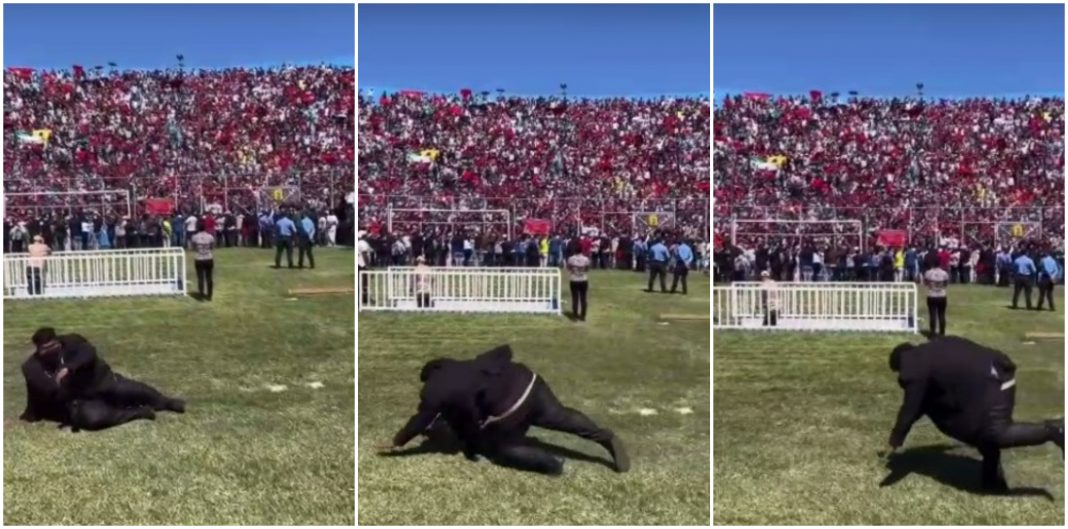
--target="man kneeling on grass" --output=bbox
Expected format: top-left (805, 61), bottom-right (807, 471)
top-left (20, 327), bottom-right (186, 432)
top-left (886, 336), bottom-right (1064, 491)
top-left (378, 345), bottom-right (629, 476)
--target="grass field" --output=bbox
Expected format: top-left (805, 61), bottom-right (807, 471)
top-left (713, 284), bottom-right (1065, 525)
top-left (358, 270), bottom-right (710, 525)
top-left (3, 248), bottom-right (355, 525)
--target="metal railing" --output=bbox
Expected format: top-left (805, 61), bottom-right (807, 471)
top-left (4, 247), bottom-right (187, 300)
top-left (359, 266), bottom-right (561, 314)
top-left (713, 282), bottom-right (917, 332)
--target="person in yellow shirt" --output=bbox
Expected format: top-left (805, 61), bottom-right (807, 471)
top-left (539, 236), bottom-right (549, 267)
top-left (894, 248), bottom-right (906, 282)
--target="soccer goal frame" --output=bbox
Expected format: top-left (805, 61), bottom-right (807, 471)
top-left (960, 221), bottom-right (1042, 249)
top-left (387, 207), bottom-right (513, 239)
top-left (730, 219), bottom-right (865, 252)
top-left (4, 190), bottom-right (132, 219)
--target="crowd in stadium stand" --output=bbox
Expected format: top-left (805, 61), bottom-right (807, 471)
top-left (3, 65), bottom-right (356, 250)
top-left (357, 90), bottom-right (710, 239)
top-left (714, 92), bottom-right (1065, 283)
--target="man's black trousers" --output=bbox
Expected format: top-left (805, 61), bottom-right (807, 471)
top-left (1037, 276), bottom-right (1055, 311)
top-left (648, 262), bottom-right (667, 292)
top-left (275, 237), bottom-right (294, 268)
top-left (479, 378), bottom-right (614, 475)
top-left (1012, 277), bottom-right (1034, 309)
top-left (671, 263), bottom-right (689, 294)
top-left (298, 237), bottom-right (315, 268)
top-left (569, 280), bottom-right (588, 320)
top-left (195, 259), bottom-right (214, 300)
top-left (926, 296), bottom-right (947, 336)
top-left (970, 382), bottom-right (1058, 490)
top-left (69, 374), bottom-right (175, 431)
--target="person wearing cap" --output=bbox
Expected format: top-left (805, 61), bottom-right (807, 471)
top-left (19, 328), bottom-right (186, 431)
top-left (378, 345), bottom-right (629, 476)
top-left (885, 337), bottom-right (1064, 491)
top-left (26, 234), bottom-right (50, 296)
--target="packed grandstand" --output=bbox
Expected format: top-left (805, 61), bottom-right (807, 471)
top-left (4, 65), bottom-right (355, 232)
top-left (714, 92), bottom-right (1065, 253)
top-left (357, 90), bottom-right (710, 240)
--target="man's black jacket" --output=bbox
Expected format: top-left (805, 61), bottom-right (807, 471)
top-left (890, 336), bottom-right (1016, 447)
top-left (21, 334), bottom-right (115, 422)
top-left (393, 345), bottom-right (535, 453)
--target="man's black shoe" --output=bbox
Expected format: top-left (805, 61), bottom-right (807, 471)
top-left (1048, 418), bottom-right (1064, 455)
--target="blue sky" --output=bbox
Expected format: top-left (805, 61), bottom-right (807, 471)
top-left (358, 4), bottom-right (709, 98)
top-left (714, 4), bottom-right (1064, 100)
top-left (4, 4), bottom-right (354, 70)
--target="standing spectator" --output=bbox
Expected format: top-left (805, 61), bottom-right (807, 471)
top-left (671, 239), bottom-right (694, 295)
top-left (1037, 250), bottom-right (1059, 311)
top-left (191, 220), bottom-right (216, 301)
top-left (274, 213), bottom-right (297, 269)
top-left (1012, 251), bottom-right (1037, 310)
top-left (647, 238), bottom-right (669, 293)
top-left (566, 241), bottom-right (591, 321)
top-left (26, 235), bottom-right (50, 296)
top-left (923, 255), bottom-right (950, 336)
top-left (298, 212), bottom-right (316, 269)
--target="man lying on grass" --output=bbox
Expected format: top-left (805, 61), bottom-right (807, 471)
top-left (886, 336), bottom-right (1064, 491)
top-left (20, 327), bottom-right (186, 432)
top-left (377, 344), bottom-right (629, 476)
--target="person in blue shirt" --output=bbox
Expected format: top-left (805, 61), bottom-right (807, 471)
top-left (632, 238), bottom-right (646, 271)
top-left (274, 212), bottom-right (297, 269)
top-left (905, 247), bottom-right (918, 282)
top-left (671, 239), bottom-right (694, 295)
top-left (1037, 250), bottom-right (1060, 311)
top-left (298, 212), bottom-right (316, 269)
top-left (1012, 250), bottom-right (1037, 310)
top-left (647, 237), bottom-right (670, 293)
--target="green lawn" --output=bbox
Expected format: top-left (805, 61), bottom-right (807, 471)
top-left (714, 284), bottom-right (1064, 525)
top-left (358, 270), bottom-right (710, 525)
top-left (3, 248), bottom-right (355, 525)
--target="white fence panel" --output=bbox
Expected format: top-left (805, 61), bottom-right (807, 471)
top-left (359, 267), bottom-right (561, 314)
top-left (713, 282), bottom-right (917, 332)
top-left (4, 248), bottom-right (187, 300)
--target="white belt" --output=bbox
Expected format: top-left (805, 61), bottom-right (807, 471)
top-left (1001, 379), bottom-right (1016, 391)
top-left (481, 373), bottom-right (538, 429)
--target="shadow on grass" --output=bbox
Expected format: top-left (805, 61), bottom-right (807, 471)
top-left (380, 422), bottom-right (615, 470)
top-left (880, 444), bottom-right (1054, 500)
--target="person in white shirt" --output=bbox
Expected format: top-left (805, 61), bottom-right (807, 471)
top-left (184, 214), bottom-right (198, 249)
top-left (326, 213), bottom-right (339, 247)
top-left (358, 231), bottom-right (373, 304)
top-left (565, 241), bottom-right (591, 321)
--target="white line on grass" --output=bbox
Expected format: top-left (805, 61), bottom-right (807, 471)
top-left (266, 384), bottom-right (288, 392)
top-left (307, 381), bottom-right (325, 389)
top-left (638, 408), bottom-right (658, 416)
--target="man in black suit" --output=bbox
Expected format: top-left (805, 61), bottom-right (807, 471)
top-left (20, 328), bottom-right (186, 432)
top-left (886, 337), bottom-right (1063, 491)
top-left (379, 345), bottom-right (630, 475)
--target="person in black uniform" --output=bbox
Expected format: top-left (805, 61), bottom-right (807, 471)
top-left (378, 345), bottom-right (629, 475)
top-left (886, 337), bottom-right (1064, 491)
top-left (19, 328), bottom-right (186, 432)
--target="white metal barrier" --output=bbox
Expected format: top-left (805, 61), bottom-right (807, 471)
top-left (4, 248), bottom-right (187, 300)
top-left (713, 282), bottom-right (917, 332)
top-left (359, 267), bottom-right (561, 314)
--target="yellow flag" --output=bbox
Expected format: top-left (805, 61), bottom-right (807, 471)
top-left (768, 155), bottom-right (788, 168)
top-left (32, 129), bottom-right (52, 144)
top-left (420, 148), bottom-right (440, 161)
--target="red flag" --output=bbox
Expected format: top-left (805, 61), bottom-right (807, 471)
top-left (7, 67), bottom-right (35, 80)
top-left (144, 198), bottom-right (175, 216)
top-left (876, 230), bottom-right (907, 249)
top-left (460, 88), bottom-right (472, 101)
top-left (523, 219), bottom-right (552, 237)
top-left (809, 90), bottom-right (822, 104)
top-left (73, 64), bottom-right (85, 80)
